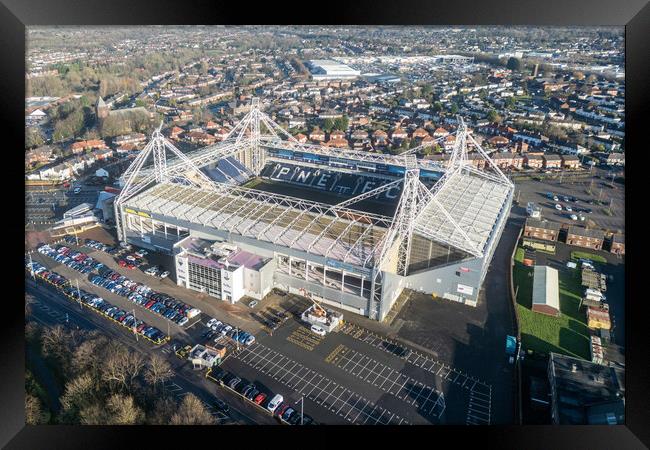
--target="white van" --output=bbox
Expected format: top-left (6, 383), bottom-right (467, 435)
top-left (267, 394), bottom-right (283, 413)
top-left (310, 324), bottom-right (326, 336)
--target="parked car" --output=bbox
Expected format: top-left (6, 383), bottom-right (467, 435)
top-left (310, 325), bottom-right (326, 336)
top-left (555, 204), bottom-right (562, 211)
top-left (159, 270), bottom-right (170, 279)
top-left (253, 393), bottom-right (267, 406)
top-left (267, 394), bottom-right (283, 413)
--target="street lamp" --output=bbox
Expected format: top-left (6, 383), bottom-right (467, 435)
top-left (298, 395), bottom-right (304, 425)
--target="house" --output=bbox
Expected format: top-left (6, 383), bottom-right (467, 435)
top-left (329, 130), bottom-right (346, 141)
top-left (309, 128), bottom-right (326, 142)
top-left (167, 126), bottom-right (185, 140)
top-left (325, 138), bottom-right (349, 149)
top-left (525, 154), bottom-right (544, 169)
top-left (543, 154), bottom-right (562, 169)
top-left (421, 135), bottom-right (436, 147)
top-left (548, 353), bottom-right (625, 425)
top-left (390, 128), bottom-right (408, 141)
top-left (26, 109), bottom-right (47, 125)
top-left (532, 266), bottom-right (560, 317)
top-left (214, 127), bottom-right (230, 141)
top-left (487, 135), bottom-right (510, 148)
top-left (492, 152), bottom-right (517, 169)
top-left (524, 219), bottom-right (560, 242)
top-left (605, 152), bottom-right (625, 166)
top-left (70, 139), bottom-right (108, 155)
top-left (561, 155), bottom-right (581, 169)
top-left (185, 131), bottom-right (216, 145)
top-left (25, 146), bottom-right (54, 167)
top-left (92, 148), bottom-right (114, 161)
top-left (432, 127), bottom-right (449, 138)
top-left (372, 130), bottom-right (388, 145)
top-left (114, 133), bottom-right (146, 147)
top-left (566, 226), bottom-right (605, 250)
top-left (513, 132), bottom-right (548, 147)
top-left (610, 234), bottom-right (624, 255)
top-left (443, 134), bottom-right (456, 151)
top-left (294, 133), bottom-right (308, 143)
top-left (95, 168), bottom-right (110, 178)
top-left (411, 128), bottom-right (430, 140)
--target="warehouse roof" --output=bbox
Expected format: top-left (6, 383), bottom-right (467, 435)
top-left (532, 265), bottom-right (560, 311)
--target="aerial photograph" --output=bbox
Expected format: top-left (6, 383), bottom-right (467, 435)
top-left (24, 25), bottom-right (625, 426)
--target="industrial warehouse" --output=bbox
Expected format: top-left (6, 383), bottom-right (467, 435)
top-left (114, 98), bottom-right (513, 321)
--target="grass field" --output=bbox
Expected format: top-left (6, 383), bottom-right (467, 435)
top-left (570, 251), bottom-right (608, 263)
top-left (513, 247), bottom-right (590, 359)
top-left (243, 176), bottom-right (397, 216)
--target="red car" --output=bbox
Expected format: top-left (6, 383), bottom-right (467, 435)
top-left (144, 300), bottom-right (156, 309)
top-left (253, 393), bottom-right (267, 406)
top-left (110, 273), bottom-right (120, 280)
top-left (118, 260), bottom-right (127, 267)
top-left (127, 263), bottom-right (136, 270)
top-left (136, 323), bottom-right (147, 333)
top-left (275, 403), bottom-right (290, 417)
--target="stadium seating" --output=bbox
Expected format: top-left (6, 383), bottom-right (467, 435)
top-left (261, 161), bottom-right (404, 203)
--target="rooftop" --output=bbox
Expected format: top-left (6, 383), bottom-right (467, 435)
top-left (549, 352), bottom-right (625, 425)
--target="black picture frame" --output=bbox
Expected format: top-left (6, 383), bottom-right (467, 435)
top-left (4, 0), bottom-right (648, 448)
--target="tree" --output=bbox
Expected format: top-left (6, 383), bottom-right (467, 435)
top-left (26, 127), bottom-right (45, 149)
top-left (105, 394), bottom-right (144, 425)
top-left (144, 354), bottom-right (173, 393)
top-left (333, 115), bottom-right (349, 131)
top-left (450, 103), bottom-right (459, 115)
top-left (59, 373), bottom-right (97, 424)
top-left (487, 109), bottom-right (502, 123)
top-left (25, 394), bottom-right (48, 425)
top-left (322, 118), bottom-right (335, 133)
top-left (148, 397), bottom-right (177, 425)
top-left (169, 394), bottom-right (216, 425)
top-left (506, 57), bottom-right (523, 72)
top-left (505, 96), bottom-right (516, 110)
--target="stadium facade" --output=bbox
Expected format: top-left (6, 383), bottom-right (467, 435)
top-left (115, 98), bottom-right (513, 321)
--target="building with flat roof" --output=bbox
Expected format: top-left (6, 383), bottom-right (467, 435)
top-left (307, 60), bottom-right (361, 80)
top-left (173, 236), bottom-right (274, 303)
top-left (532, 265), bottom-right (560, 316)
top-left (548, 353), bottom-right (625, 425)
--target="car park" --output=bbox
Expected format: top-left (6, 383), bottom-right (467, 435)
top-left (228, 377), bottom-right (242, 390)
top-left (213, 399), bottom-right (229, 413)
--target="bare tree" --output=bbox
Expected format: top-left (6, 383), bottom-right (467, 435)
top-left (169, 394), bottom-right (216, 425)
top-left (144, 354), bottom-right (173, 393)
top-left (59, 373), bottom-right (97, 424)
top-left (148, 396), bottom-right (177, 425)
top-left (105, 394), bottom-right (145, 425)
top-left (25, 394), bottom-right (48, 425)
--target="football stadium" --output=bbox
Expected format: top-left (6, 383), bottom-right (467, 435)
top-left (115, 98), bottom-right (513, 321)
